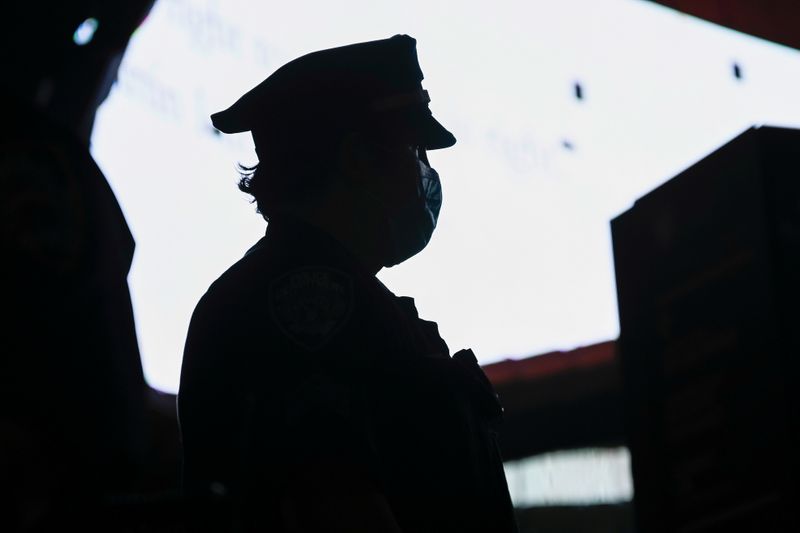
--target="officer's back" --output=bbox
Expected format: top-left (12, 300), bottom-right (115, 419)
top-left (178, 35), bottom-right (518, 533)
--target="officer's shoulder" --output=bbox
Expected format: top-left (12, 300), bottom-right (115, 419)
top-left (188, 240), bottom-right (277, 326)
top-left (201, 239), bottom-right (275, 298)
top-left (267, 264), bottom-right (356, 352)
top-left (190, 241), bottom-right (366, 353)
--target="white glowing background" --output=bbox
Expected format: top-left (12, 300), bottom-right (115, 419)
top-left (504, 447), bottom-right (633, 506)
top-left (92, 0), bottom-right (800, 394)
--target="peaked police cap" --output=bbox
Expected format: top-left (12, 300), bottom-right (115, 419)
top-left (210, 34), bottom-right (456, 150)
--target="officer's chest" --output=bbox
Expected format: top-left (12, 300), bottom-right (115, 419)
top-left (356, 278), bottom-right (499, 443)
top-left (360, 279), bottom-right (450, 362)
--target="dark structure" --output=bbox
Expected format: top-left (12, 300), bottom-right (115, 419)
top-left (612, 126), bottom-right (800, 532)
top-left (485, 340), bottom-right (624, 461)
top-left (649, 0), bottom-right (800, 51)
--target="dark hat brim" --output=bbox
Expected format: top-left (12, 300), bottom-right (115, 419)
top-left (210, 107), bottom-right (248, 134)
top-left (393, 107), bottom-right (455, 150)
top-left (212, 104), bottom-right (457, 150)
top-left (420, 113), bottom-right (456, 150)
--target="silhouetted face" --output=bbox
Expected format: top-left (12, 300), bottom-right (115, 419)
top-left (364, 141), bottom-right (428, 214)
top-left (350, 134), bottom-right (442, 267)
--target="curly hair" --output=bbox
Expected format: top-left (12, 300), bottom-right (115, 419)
top-left (236, 138), bottom-right (340, 222)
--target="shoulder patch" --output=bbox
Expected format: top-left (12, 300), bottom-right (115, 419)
top-left (269, 266), bottom-right (354, 351)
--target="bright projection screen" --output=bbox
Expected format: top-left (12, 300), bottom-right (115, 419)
top-left (92, 0), bottom-right (800, 393)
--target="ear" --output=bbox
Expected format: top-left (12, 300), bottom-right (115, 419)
top-left (337, 131), bottom-right (375, 187)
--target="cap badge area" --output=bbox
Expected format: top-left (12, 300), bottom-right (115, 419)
top-left (370, 89), bottom-right (431, 112)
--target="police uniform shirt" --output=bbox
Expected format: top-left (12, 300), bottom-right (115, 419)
top-left (178, 213), bottom-right (518, 533)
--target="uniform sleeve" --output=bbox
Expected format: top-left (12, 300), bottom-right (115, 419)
top-left (178, 292), bottom-right (245, 496)
top-left (246, 265), bottom-right (383, 493)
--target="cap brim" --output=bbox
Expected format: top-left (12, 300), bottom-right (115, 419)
top-left (400, 109), bottom-right (455, 150)
top-left (210, 107), bottom-right (248, 134)
top-left (211, 98), bottom-right (457, 149)
top-left (421, 114), bottom-right (456, 150)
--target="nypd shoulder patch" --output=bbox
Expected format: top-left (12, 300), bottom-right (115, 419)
top-left (269, 266), bottom-right (354, 351)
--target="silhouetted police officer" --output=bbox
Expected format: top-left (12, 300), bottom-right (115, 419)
top-left (178, 35), bottom-right (518, 533)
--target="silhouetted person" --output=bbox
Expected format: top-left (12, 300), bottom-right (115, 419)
top-left (0, 2), bottom-right (155, 531)
top-left (178, 35), bottom-right (518, 532)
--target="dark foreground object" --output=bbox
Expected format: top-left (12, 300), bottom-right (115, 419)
top-left (613, 126), bottom-right (800, 532)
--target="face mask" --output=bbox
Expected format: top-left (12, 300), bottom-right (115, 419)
top-left (380, 158), bottom-right (442, 267)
